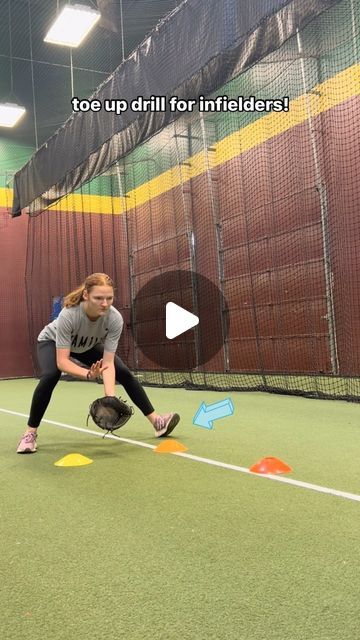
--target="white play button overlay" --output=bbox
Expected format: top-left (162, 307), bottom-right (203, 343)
top-left (131, 269), bottom-right (229, 368)
top-left (166, 302), bottom-right (199, 339)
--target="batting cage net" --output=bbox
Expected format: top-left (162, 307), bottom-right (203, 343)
top-left (14, 0), bottom-right (360, 400)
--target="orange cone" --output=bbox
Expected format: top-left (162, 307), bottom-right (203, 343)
top-left (249, 457), bottom-right (292, 474)
top-left (154, 440), bottom-right (188, 454)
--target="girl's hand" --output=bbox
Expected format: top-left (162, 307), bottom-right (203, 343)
top-left (87, 359), bottom-right (109, 380)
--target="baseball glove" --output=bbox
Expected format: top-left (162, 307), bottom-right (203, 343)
top-left (87, 396), bottom-right (134, 436)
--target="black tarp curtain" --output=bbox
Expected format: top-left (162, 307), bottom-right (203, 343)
top-left (12, 0), bottom-right (340, 217)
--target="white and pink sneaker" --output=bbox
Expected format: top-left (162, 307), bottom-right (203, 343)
top-left (16, 431), bottom-right (37, 454)
top-left (153, 413), bottom-right (180, 438)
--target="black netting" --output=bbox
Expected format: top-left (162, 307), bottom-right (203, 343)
top-left (23, 0), bottom-right (360, 400)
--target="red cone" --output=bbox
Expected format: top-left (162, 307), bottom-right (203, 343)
top-left (249, 457), bottom-right (292, 474)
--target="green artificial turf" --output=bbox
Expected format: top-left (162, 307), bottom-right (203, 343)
top-left (1, 379), bottom-right (360, 640)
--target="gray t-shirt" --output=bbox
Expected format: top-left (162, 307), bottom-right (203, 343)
top-left (38, 303), bottom-right (124, 353)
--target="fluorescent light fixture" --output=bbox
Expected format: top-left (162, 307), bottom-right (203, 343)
top-left (44, 4), bottom-right (101, 47)
top-left (0, 102), bottom-right (26, 127)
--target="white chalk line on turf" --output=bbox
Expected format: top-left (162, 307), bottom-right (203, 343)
top-left (2, 407), bottom-right (360, 504)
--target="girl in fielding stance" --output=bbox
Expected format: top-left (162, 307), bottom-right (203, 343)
top-left (17, 273), bottom-right (180, 453)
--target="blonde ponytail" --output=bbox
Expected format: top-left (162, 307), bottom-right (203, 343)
top-left (63, 284), bottom-right (85, 308)
top-left (63, 273), bottom-right (114, 308)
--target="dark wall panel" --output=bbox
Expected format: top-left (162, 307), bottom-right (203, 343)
top-left (0, 211), bottom-right (32, 377)
top-left (19, 95), bottom-right (360, 381)
top-left (122, 97), bottom-right (359, 375)
top-left (25, 209), bottom-right (133, 374)
top-left (323, 96), bottom-right (360, 375)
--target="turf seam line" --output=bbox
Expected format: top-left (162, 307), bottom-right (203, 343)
top-left (2, 407), bottom-right (360, 503)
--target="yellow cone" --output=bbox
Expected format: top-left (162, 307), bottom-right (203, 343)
top-left (154, 440), bottom-right (188, 454)
top-left (54, 453), bottom-right (93, 467)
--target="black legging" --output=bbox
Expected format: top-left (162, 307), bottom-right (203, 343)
top-left (28, 341), bottom-right (154, 428)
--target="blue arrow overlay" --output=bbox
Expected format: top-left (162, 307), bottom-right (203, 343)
top-left (193, 398), bottom-right (234, 429)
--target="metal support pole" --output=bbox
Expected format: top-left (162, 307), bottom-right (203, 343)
top-left (115, 160), bottom-right (138, 369)
top-left (173, 120), bottom-right (200, 369)
top-left (296, 29), bottom-right (339, 374)
top-left (199, 112), bottom-right (229, 371)
top-left (350, 0), bottom-right (359, 63)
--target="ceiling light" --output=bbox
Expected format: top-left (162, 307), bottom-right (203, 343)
top-left (44, 4), bottom-right (101, 47)
top-left (0, 102), bottom-right (26, 127)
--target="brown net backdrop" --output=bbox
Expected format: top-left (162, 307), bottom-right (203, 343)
top-left (23, 0), bottom-right (360, 399)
